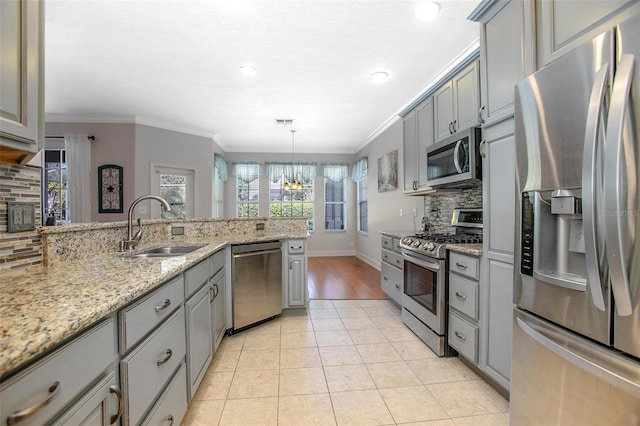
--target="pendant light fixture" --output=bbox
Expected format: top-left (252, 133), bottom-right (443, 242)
top-left (283, 129), bottom-right (302, 191)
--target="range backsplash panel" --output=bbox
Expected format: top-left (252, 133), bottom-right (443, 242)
top-left (423, 187), bottom-right (483, 234)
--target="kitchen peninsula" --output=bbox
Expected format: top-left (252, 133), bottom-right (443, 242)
top-left (0, 217), bottom-right (307, 425)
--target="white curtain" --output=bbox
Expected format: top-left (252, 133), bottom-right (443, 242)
top-left (214, 153), bottom-right (228, 181)
top-left (64, 134), bottom-right (92, 223)
top-left (323, 163), bottom-right (349, 182)
top-left (266, 162), bottom-right (317, 183)
top-left (232, 162), bottom-right (261, 183)
top-left (352, 156), bottom-right (368, 181)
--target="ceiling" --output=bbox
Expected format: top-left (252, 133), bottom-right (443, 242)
top-left (44, 0), bottom-right (480, 154)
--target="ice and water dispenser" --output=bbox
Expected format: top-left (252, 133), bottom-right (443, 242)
top-left (521, 189), bottom-right (589, 292)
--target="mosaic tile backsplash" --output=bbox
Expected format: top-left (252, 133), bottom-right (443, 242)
top-left (0, 164), bottom-right (42, 272)
top-left (423, 187), bottom-right (483, 234)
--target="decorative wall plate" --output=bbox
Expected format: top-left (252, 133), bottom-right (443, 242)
top-left (98, 164), bottom-right (123, 213)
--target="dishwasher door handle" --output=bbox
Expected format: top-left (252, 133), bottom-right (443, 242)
top-left (233, 248), bottom-right (282, 259)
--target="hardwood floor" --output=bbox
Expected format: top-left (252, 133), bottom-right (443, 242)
top-left (307, 256), bottom-right (387, 300)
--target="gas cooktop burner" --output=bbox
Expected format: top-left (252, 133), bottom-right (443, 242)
top-left (400, 233), bottom-right (483, 259)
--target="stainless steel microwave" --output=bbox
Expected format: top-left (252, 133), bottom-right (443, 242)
top-left (426, 127), bottom-right (482, 188)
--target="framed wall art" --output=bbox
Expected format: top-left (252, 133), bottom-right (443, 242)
top-left (98, 164), bottom-right (123, 213)
top-left (377, 149), bottom-right (398, 192)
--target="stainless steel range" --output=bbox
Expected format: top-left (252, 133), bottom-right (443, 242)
top-left (399, 208), bottom-right (482, 356)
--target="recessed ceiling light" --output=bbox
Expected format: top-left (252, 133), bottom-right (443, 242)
top-left (239, 65), bottom-right (257, 76)
top-left (415, 1), bottom-right (440, 21)
top-left (370, 71), bottom-right (389, 83)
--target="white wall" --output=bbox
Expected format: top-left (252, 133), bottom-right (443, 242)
top-left (355, 118), bottom-right (425, 268)
top-left (134, 124), bottom-right (223, 219)
top-left (223, 152), bottom-right (357, 256)
top-left (45, 122), bottom-right (136, 222)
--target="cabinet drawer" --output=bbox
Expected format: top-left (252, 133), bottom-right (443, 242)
top-left (287, 240), bottom-right (305, 254)
top-left (185, 258), bottom-right (211, 298)
top-left (449, 274), bottom-right (478, 320)
top-left (381, 235), bottom-right (393, 250)
top-left (0, 319), bottom-right (116, 426)
top-left (393, 238), bottom-right (402, 252)
top-left (142, 362), bottom-right (188, 426)
top-left (448, 312), bottom-right (478, 363)
top-left (381, 249), bottom-right (403, 269)
top-left (122, 307), bottom-right (186, 426)
top-left (381, 262), bottom-right (403, 304)
top-left (120, 275), bottom-right (184, 353)
top-left (211, 249), bottom-right (225, 276)
top-left (450, 252), bottom-right (479, 280)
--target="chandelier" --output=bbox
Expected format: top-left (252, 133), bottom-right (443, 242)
top-left (283, 129), bottom-right (302, 191)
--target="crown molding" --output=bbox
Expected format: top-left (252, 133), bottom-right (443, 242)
top-left (44, 113), bottom-right (217, 141)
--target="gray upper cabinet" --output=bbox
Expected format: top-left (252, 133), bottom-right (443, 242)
top-left (475, 0), bottom-right (536, 126)
top-left (0, 0), bottom-right (43, 164)
top-left (403, 97), bottom-right (433, 193)
top-left (537, 0), bottom-right (636, 67)
top-left (433, 61), bottom-right (480, 143)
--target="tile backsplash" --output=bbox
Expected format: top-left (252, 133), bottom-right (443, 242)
top-left (0, 164), bottom-right (42, 272)
top-left (423, 187), bottom-right (483, 234)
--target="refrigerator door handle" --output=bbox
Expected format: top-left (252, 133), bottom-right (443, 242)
top-left (604, 54), bottom-right (635, 316)
top-left (516, 317), bottom-right (640, 398)
top-left (582, 63), bottom-right (609, 311)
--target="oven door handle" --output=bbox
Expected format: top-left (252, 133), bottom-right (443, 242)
top-left (402, 252), bottom-right (441, 271)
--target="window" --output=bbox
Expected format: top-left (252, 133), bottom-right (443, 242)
top-left (152, 165), bottom-right (195, 219)
top-left (214, 154), bottom-right (228, 218)
top-left (358, 177), bottom-right (368, 233)
top-left (267, 162), bottom-right (316, 231)
top-left (353, 157), bottom-right (368, 233)
top-left (268, 175), bottom-right (314, 231)
top-left (42, 149), bottom-right (69, 223)
top-left (233, 163), bottom-right (260, 217)
top-left (323, 164), bottom-right (349, 231)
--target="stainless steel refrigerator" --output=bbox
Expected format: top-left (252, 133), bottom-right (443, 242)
top-left (512, 12), bottom-right (640, 425)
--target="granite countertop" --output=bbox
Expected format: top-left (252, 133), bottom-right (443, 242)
top-left (380, 230), bottom-right (414, 239)
top-left (0, 233), bottom-right (303, 379)
top-left (447, 243), bottom-right (483, 257)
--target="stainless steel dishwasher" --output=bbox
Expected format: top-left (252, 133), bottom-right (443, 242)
top-left (231, 240), bottom-right (282, 331)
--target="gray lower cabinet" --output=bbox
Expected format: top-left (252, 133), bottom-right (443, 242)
top-left (141, 363), bottom-right (188, 426)
top-left (185, 284), bottom-right (212, 401)
top-left (380, 235), bottom-right (403, 305)
top-left (211, 269), bottom-right (227, 351)
top-left (0, 318), bottom-right (118, 426)
top-left (285, 240), bottom-right (307, 308)
top-left (121, 307), bottom-right (186, 425)
top-left (51, 372), bottom-right (121, 426)
top-left (447, 253), bottom-right (480, 363)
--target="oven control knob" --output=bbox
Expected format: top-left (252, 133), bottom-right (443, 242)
top-left (426, 242), bottom-right (435, 251)
top-left (412, 241), bottom-right (422, 248)
top-left (401, 237), bottom-right (412, 245)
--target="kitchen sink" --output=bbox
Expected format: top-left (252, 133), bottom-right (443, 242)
top-left (133, 245), bottom-right (206, 258)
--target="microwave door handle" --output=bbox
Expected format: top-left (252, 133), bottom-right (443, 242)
top-left (453, 140), bottom-right (463, 174)
top-left (582, 63), bottom-right (609, 311)
top-left (604, 54), bottom-right (635, 316)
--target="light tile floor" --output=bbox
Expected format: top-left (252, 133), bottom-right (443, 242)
top-left (181, 299), bottom-right (509, 426)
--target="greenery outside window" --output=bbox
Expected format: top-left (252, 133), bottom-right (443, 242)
top-left (267, 162), bottom-right (316, 231)
top-left (233, 162), bottom-right (260, 217)
top-left (42, 149), bottom-right (69, 223)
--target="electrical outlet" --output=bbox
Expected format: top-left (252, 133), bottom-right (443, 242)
top-left (400, 208), bottom-right (403, 217)
top-left (413, 208), bottom-right (417, 217)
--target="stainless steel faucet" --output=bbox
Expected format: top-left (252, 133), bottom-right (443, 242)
top-left (120, 195), bottom-right (172, 251)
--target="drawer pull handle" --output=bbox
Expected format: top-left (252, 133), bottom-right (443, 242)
top-left (167, 415), bottom-right (174, 425)
top-left (213, 283), bottom-right (219, 298)
top-left (7, 381), bottom-right (61, 425)
top-left (455, 292), bottom-right (467, 300)
top-left (109, 385), bottom-right (124, 424)
top-left (383, 276), bottom-right (388, 281)
top-left (395, 284), bottom-right (400, 289)
top-left (155, 299), bottom-right (171, 312)
top-left (454, 331), bottom-right (467, 341)
top-left (156, 349), bottom-right (173, 366)
top-left (291, 246), bottom-right (302, 250)
top-left (455, 262), bottom-right (468, 269)
top-left (395, 259), bottom-right (401, 264)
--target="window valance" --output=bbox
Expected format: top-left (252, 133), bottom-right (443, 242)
top-left (232, 162), bottom-right (262, 183)
top-left (214, 153), bottom-right (228, 181)
top-left (351, 156), bottom-right (368, 181)
top-left (323, 163), bottom-right (350, 183)
top-left (266, 162), bottom-right (317, 183)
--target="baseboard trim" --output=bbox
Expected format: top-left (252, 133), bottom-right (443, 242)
top-left (356, 253), bottom-right (380, 270)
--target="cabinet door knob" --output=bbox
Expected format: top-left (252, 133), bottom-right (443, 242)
top-left (6, 381), bottom-right (61, 425)
top-left (154, 299), bottom-right (171, 312)
top-left (109, 385), bottom-right (124, 424)
top-left (156, 349), bottom-right (173, 366)
top-left (455, 291), bottom-right (467, 300)
top-left (383, 276), bottom-right (388, 281)
top-left (454, 331), bottom-right (467, 341)
top-left (395, 284), bottom-right (400, 289)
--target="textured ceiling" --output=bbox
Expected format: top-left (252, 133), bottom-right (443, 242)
top-left (44, 0), bottom-right (480, 153)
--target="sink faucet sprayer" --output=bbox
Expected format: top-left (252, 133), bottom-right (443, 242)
top-left (120, 195), bottom-right (172, 251)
